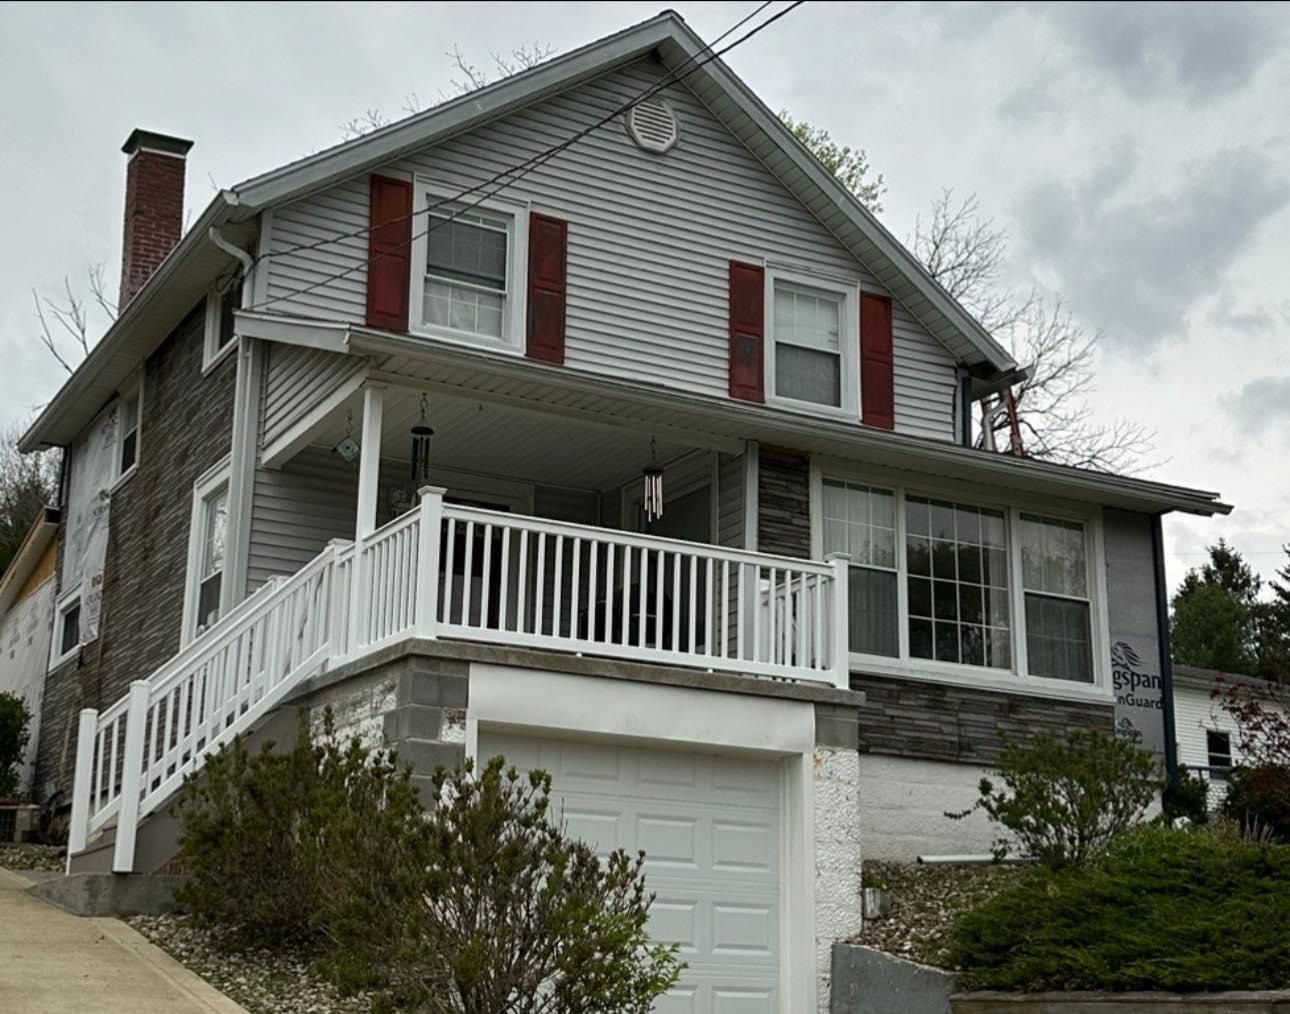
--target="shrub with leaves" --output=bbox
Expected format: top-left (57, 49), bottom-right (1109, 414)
top-left (0, 692), bottom-right (32, 799)
top-left (1161, 768), bottom-right (1211, 826)
top-left (950, 824), bottom-right (1290, 990)
top-left (334, 756), bottom-right (682, 1012)
top-left (1223, 765), bottom-right (1290, 844)
top-left (948, 728), bottom-right (1161, 868)
top-left (175, 714), bottom-right (680, 1011)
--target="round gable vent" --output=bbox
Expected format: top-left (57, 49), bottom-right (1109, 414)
top-left (626, 97), bottom-right (679, 154)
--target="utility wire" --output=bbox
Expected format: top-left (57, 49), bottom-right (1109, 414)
top-left (245, 0), bottom-right (804, 313)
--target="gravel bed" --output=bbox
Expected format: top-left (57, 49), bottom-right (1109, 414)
top-left (128, 914), bottom-right (380, 1014)
top-left (0, 843), bottom-right (65, 871)
top-left (856, 860), bottom-right (1021, 968)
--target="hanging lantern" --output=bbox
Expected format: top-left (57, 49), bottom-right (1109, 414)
top-left (642, 437), bottom-right (664, 524)
top-left (409, 394), bottom-right (435, 488)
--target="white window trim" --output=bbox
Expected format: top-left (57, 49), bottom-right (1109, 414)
top-left (407, 178), bottom-right (530, 355)
top-left (809, 457), bottom-right (1113, 702)
top-left (764, 267), bottom-right (859, 421)
top-left (202, 278), bottom-right (242, 373)
top-left (109, 377), bottom-right (144, 491)
top-left (181, 457), bottom-right (232, 648)
top-left (50, 587), bottom-right (82, 669)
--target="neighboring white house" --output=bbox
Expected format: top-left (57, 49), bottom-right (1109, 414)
top-left (1173, 663), bottom-right (1286, 807)
top-left (0, 510), bottom-right (58, 798)
top-left (17, 12), bottom-right (1232, 1012)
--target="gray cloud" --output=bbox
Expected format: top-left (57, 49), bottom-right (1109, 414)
top-left (1016, 146), bottom-right (1290, 347)
top-left (1222, 376), bottom-right (1290, 434)
top-left (1209, 287), bottom-right (1277, 335)
top-left (1051, 2), bottom-right (1286, 103)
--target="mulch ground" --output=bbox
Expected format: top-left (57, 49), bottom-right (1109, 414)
top-left (0, 843), bottom-right (65, 871)
top-left (127, 915), bottom-right (379, 1014)
top-left (856, 859), bottom-right (1020, 968)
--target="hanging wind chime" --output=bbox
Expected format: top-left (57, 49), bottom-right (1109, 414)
top-left (642, 437), bottom-right (664, 525)
top-left (409, 394), bottom-right (435, 489)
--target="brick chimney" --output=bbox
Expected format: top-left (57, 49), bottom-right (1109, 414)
top-left (118, 129), bottom-right (194, 309)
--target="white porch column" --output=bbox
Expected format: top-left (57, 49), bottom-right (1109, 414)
top-left (355, 382), bottom-right (386, 541)
top-left (65, 708), bottom-right (98, 871)
top-left (826, 552), bottom-right (852, 690)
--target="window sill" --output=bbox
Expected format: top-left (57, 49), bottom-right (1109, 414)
top-left (49, 645), bottom-right (81, 670)
top-left (847, 652), bottom-right (1114, 704)
top-left (202, 335), bottom-right (240, 376)
top-left (765, 395), bottom-right (857, 423)
top-left (108, 465), bottom-right (138, 496)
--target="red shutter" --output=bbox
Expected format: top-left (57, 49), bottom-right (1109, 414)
top-left (728, 261), bottom-right (765, 402)
top-left (365, 175), bottom-right (413, 331)
top-left (527, 212), bottom-right (568, 364)
top-left (860, 292), bottom-right (895, 429)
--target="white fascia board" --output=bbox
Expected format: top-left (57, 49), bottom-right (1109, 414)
top-left (345, 325), bottom-right (1228, 518)
top-left (20, 195), bottom-right (237, 452)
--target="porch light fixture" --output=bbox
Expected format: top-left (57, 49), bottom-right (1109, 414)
top-left (334, 410), bottom-right (360, 463)
top-left (409, 394), bottom-right (435, 487)
top-left (642, 437), bottom-right (664, 524)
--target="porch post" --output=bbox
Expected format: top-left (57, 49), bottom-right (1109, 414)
top-left (826, 552), bottom-right (851, 690)
top-left (349, 383), bottom-right (385, 653)
top-left (112, 680), bottom-right (151, 874)
top-left (66, 708), bottom-right (99, 871)
top-left (355, 382), bottom-right (386, 542)
top-left (415, 486), bottom-right (446, 639)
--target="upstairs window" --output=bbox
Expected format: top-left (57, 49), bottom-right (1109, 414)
top-left (51, 591), bottom-right (82, 667)
top-left (184, 463), bottom-right (231, 644)
top-left (766, 271), bottom-right (857, 416)
top-left (203, 276), bottom-right (243, 370)
top-left (117, 388), bottom-right (140, 477)
top-left (424, 207), bottom-right (510, 340)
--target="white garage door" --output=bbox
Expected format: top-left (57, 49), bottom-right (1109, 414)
top-left (481, 731), bottom-right (782, 1013)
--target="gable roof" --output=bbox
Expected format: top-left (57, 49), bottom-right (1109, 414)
top-left (0, 508), bottom-right (59, 620)
top-left (227, 10), bottom-right (1016, 373)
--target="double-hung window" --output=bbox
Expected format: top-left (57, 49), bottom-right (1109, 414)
top-left (1019, 515), bottom-right (1094, 683)
top-left (767, 272), bottom-right (858, 415)
top-left (1206, 730), bottom-right (1233, 775)
top-left (203, 277), bottom-right (243, 369)
top-left (184, 463), bottom-right (231, 643)
top-left (423, 205), bottom-right (510, 341)
top-left (117, 388), bottom-right (140, 477)
top-left (815, 469), bottom-right (1106, 694)
top-left (823, 480), bottom-right (898, 657)
top-left (51, 590), bottom-right (82, 667)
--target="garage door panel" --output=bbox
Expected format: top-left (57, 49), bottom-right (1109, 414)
top-left (480, 730), bottom-right (782, 1013)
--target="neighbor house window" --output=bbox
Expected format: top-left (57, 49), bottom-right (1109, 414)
top-left (118, 388), bottom-right (140, 476)
top-left (822, 480), bottom-right (898, 657)
top-left (184, 463), bottom-right (231, 643)
top-left (423, 206), bottom-right (510, 340)
top-left (906, 496), bottom-right (1011, 668)
top-left (767, 272), bottom-right (858, 415)
top-left (1207, 730), bottom-right (1233, 775)
top-left (1019, 514), bottom-right (1093, 683)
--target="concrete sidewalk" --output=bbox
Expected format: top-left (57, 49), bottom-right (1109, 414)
top-left (0, 868), bottom-right (246, 1013)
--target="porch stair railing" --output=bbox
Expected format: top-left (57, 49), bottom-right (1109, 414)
top-left (68, 487), bottom-right (850, 874)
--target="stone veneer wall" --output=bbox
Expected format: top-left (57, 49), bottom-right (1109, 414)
top-left (36, 304), bottom-right (236, 803)
top-left (757, 445), bottom-right (811, 558)
top-left (851, 672), bottom-right (1113, 766)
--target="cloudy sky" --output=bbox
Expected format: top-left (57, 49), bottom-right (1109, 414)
top-left (2, 1), bottom-right (1288, 593)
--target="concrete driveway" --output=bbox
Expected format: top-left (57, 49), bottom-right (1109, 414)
top-left (0, 868), bottom-right (246, 1014)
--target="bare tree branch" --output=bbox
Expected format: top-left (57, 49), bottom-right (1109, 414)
top-left (911, 190), bottom-right (1157, 474)
top-left (32, 264), bottom-right (119, 374)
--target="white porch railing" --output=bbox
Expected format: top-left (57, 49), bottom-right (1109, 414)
top-left (68, 487), bottom-right (849, 873)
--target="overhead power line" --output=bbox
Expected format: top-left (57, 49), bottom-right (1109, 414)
top-left (244, 0), bottom-right (806, 313)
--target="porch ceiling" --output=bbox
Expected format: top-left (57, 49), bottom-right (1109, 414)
top-left (312, 386), bottom-right (696, 493)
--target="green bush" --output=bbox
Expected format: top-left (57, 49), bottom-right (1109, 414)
top-left (175, 712), bottom-right (681, 1011)
top-left (1224, 765), bottom-right (1290, 843)
top-left (950, 824), bottom-right (1290, 991)
top-left (948, 728), bottom-right (1161, 868)
top-left (0, 692), bottom-right (32, 799)
top-left (1162, 769), bottom-right (1211, 826)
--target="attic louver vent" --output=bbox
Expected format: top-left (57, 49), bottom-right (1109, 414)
top-left (626, 97), bottom-right (679, 154)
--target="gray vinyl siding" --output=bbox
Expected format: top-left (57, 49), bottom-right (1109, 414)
top-left (262, 60), bottom-right (960, 442)
top-left (261, 344), bottom-right (364, 451)
top-left (246, 449), bottom-right (357, 592)
top-left (716, 452), bottom-right (744, 550)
